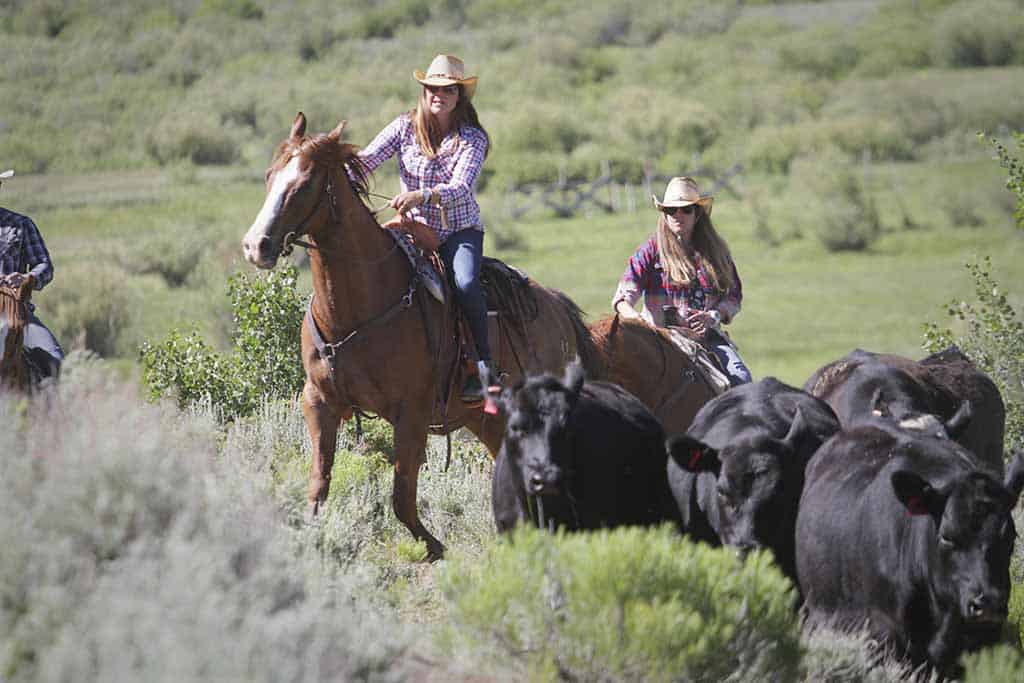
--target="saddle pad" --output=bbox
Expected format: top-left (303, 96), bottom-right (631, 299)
top-left (384, 228), bottom-right (445, 303)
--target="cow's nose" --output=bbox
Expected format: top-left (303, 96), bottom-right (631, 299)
top-left (967, 593), bottom-right (1007, 620)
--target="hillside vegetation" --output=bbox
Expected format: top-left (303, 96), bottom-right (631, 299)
top-left (3, 0), bottom-right (1023, 384)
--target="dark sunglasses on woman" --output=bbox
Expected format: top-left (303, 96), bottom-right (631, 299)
top-left (425, 84), bottom-right (459, 96)
top-left (662, 204), bottom-right (697, 216)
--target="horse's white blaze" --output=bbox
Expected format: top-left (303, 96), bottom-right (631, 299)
top-left (243, 155), bottom-right (301, 263)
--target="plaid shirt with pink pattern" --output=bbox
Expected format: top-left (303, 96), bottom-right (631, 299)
top-left (613, 236), bottom-right (743, 328)
top-left (358, 115), bottom-right (487, 243)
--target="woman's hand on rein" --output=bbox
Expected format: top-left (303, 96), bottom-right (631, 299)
top-left (390, 190), bottom-right (426, 214)
top-left (686, 311), bottom-right (715, 338)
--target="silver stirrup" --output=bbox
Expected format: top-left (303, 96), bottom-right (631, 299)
top-left (387, 229), bottom-right (445, 304)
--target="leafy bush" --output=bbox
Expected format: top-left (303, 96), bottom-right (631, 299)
top-left (117, 224), bottom-right (206, 286)
top-left (985, 130), bottom-right (1024, 229)
top-left (440, 526), bottom-right (802, 682)
top-left (930, 0), bottom-right (1024, 68)
top-left (43, 262), bottom-right (130, 357)
top-left (146, 110), bottom-right (239, 166)
top-left (141, 265), bottom-right (305, 418)
top-left (923, 257), bottom-right (1024, 453)
top-left (791, 156), bottom-right (881, 252)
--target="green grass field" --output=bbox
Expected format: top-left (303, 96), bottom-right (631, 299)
top-left (6, 157), bottom-right (1020, 386)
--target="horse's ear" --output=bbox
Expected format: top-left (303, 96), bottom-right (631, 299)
top-left (290, 112), bottom-right (307, 140)
top-left (327, 120), bottom-right (348, 141)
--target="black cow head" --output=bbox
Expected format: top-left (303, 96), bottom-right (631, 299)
top-left (498, 361), bottom-right (585, 496)
top-left (891, 450), bottom-right (1024, 630)
top-left (668, 407), bottom-right (812, 558)
top-left (871, 387), bottom-right (973, 441)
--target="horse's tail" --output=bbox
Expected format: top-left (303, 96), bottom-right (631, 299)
top-left (548, 289), bottom-right (603, 379)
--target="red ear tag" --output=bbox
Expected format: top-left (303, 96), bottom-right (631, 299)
top-left (688, 449), bottom-right (703, 470)
top-left (905, 495), bottom-right (928, 516)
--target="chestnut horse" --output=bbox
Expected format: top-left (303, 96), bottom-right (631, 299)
top-left (589, 315), bottom-right (719, 435)
top-left (0, 282), bottom-right (31, 392)
top-left (242, 114), bottom-right (598, 559)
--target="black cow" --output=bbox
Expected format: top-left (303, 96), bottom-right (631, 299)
top-left (665, 377), bottom-right (840, 583)
top-left (796, 421), bottom-right (1024, 675)
top-left (492, 361), bottom-right (680, 533)
top-left (804, 347), bottom-right (1005, 472)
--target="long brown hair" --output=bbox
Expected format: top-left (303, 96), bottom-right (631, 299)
top-left (655, 208), bottom-right (736, 293)
top-left (411, 85), bottom-right (490, 159)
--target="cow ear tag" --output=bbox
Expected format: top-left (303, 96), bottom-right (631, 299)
top-left (688, 449), bottom-right (705, 471)
top-left (905, 495), bottom-right (929, 516)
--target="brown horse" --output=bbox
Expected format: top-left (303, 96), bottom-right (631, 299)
top-left (241, 113), bottom-right (598, 559)
top-left (0, 282), bottom-right (31, 392)
top-left (589, 315), bottom-right (719, 435)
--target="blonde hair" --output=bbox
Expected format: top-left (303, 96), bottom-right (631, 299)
top-left (411, 85), bottom-right (491, 159)
top-left (655, 208), bottom-right (736, 293)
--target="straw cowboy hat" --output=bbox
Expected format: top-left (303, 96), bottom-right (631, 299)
top-left (414, 54), bottom-right (477, 101)
top-left (652, 176), bottom-right (713, 216)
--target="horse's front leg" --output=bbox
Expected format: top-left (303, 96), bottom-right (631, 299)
top-left (391, 416), bottom-right (445, 561)
top-left (302, 380), bottom-right (343, 519)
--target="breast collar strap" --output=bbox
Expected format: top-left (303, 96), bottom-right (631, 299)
top-left (305, 277), bottom-right (418, 378)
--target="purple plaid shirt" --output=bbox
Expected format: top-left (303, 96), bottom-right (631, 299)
top-left (358, 114), bottom-right (487, 243)
top-left (0, 207), bottom-right (54, 290)
top-left (613, 236), bottom-right (742, 328)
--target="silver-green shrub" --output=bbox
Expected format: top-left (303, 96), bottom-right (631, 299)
top-left (440, 526), bottom-right (802, 682)
top-left (963, 644), bottom-right (1024, 683)
top-left (0, 362), bottom-right (412, 683)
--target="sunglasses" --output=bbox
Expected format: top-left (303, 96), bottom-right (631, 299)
top-left (662, 204), bottom-right (697, 216)
top-left (425, 84), bottom-right (460, 96)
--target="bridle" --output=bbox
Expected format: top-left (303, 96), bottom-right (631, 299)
top-left (278, 162), bottom-right (396, 261)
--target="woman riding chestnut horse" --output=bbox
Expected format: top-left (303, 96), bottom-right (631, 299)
top-left (242, 58), bottom-right (597, 560)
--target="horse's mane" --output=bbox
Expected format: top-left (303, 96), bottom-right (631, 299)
top-left (0, 286), bottom-right (28, 327)
top-left (271, 133), bottom-right (372, 205)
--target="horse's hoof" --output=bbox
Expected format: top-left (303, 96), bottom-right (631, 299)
top-left (425, 542), bottom-right (446, 563)
top-left (306, 500), bottom-right (321, 524)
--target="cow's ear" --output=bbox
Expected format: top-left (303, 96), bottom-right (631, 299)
top-left (869, 387), bottom-right (886, 417)
top-left (667, 434), bottom-right (721, 475)
top-left (1004, 450), bottom-right (1024, 502)
top-left (562, 358), bottom-right (585, 398)
top-left (782, 406), bottom-right (809, 452)
top-left (943, 400), bottom-right (972, 440)
top-left (891, 470), bottom-right (946, 517)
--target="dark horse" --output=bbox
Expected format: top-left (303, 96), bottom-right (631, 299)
top-left (0, 281), bottom-right (31, 392)
top-left (242, 114), bottom-right (598, 559)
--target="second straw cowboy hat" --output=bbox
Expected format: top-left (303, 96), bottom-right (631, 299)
top-left (652, 176), bottom-right (714, 216)
top-left (414, 54), bottom-right (477, 101)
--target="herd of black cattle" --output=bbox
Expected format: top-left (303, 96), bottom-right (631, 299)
top-left (489, 346), bottom-right (1024, 676)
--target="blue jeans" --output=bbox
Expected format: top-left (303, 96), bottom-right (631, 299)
top-left (707, 330), bottom-right (751, 387)
top-left (439, 228), bottom-right (490, 362)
